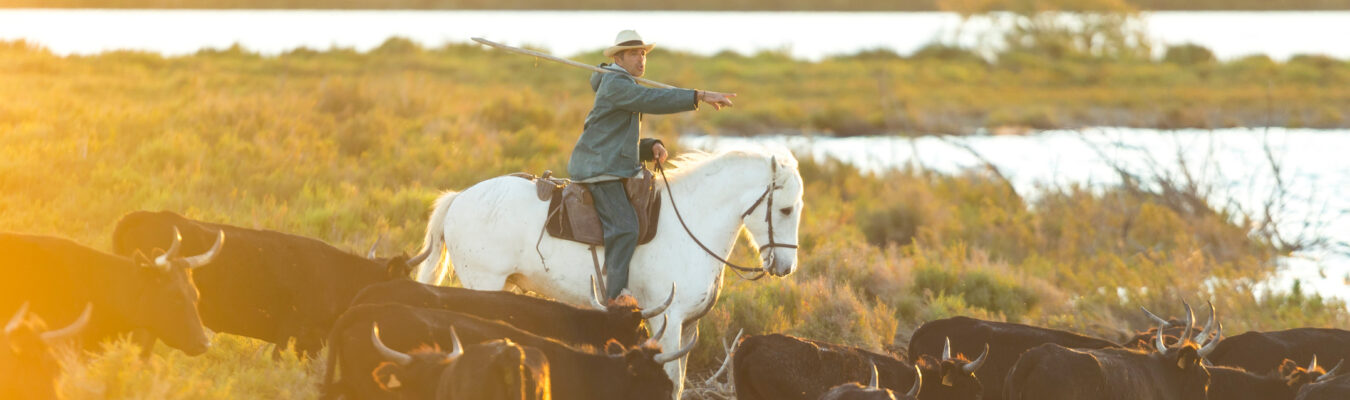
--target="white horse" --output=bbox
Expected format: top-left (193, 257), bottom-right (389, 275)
top-left (411, 148), bottom-right (804, 399)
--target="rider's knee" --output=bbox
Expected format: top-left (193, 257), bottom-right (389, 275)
top-left (607, 228), bottom-right (638, 243)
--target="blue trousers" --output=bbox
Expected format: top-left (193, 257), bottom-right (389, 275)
top-left (586, 180), bottom-right (638, 301)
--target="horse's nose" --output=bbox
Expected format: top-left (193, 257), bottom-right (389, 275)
top-left (773, 255), bottom-right (797, 276)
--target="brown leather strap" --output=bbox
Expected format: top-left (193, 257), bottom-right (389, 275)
top-left (590, 245), bottom-right (606, 294)
top-left (659, 166), bottom-right (772, 280)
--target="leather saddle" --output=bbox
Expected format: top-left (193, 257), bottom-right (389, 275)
top-left (510, 169), bottom-right (660, 247)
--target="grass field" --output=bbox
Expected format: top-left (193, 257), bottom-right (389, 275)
top-left (0, 39), bottom-right (1346, 398)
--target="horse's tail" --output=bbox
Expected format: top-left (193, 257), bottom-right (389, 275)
top-left (413, 190), bottom-right (458, 285)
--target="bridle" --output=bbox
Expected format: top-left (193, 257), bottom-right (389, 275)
top-left (658, 156), bottom-right (798, 281)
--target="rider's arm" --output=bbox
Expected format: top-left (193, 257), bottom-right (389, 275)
top-left (600, 74), bottom-right (698, 115)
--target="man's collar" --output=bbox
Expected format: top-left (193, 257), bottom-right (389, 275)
top-left (599, 63), bottom-right (632, 76)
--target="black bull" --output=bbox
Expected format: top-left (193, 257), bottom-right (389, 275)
top-left (0, 232), bottom-right (218, 356)
top-left (1003, 323), bottom-right (1217, 400)
top-left (322, 303), bottom-right (695, 400)
top-left (2, 303), bottom-right (91, 400)
top-left (1203, 328), bottom-right (1350, 373)
top-left (111, 210), bottom-right (416, 355)
top-left (349, 279), bottom-right (674, 348)
top-left (369, 326), bottom-right (551, 400)
top-left (908, 316), bottom-right (1120, 400)
top-left (1297, 367), bottom-right (1349, 400)
top-left (1205, 358), bottom-right (1341, 400)
top-left (733, 333), bottom-right (985, 400)
top-left (819, 362), bottom-right (920, 400)
top-left (821, 383), bottom-right (907, 400)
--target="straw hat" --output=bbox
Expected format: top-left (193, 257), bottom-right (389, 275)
top-left (603, 30), bottom-right (656, 57)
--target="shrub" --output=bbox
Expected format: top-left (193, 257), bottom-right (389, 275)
top-left (1162, 43), bottom-right (1217, 66)
top-left (371, 36), bottom-right (423, 55)
top-left (911, 43), bottom-right (988, 65)
top-left (912, 264), bottom-right (1040, 321)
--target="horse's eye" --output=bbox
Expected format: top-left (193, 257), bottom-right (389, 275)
top-left (779, 207), bottom-right (792, 215)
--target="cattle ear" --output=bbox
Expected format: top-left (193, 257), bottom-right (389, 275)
top-left (1176, 346), bottom-right (1202, 370)
top-left (605, 340), bottom-right (625, 356)
top-left (131, 250), bottom-right (152, 267)
top-left (941, 369), bottom-right (957, 387)
top-left (1278, 359), bottom-right (1300, 376)
top-left (373, 363), bottom-right (403, 391)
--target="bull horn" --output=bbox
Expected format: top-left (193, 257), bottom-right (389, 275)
top-left (1309, 355), bottom-right (1319, 373)
top-left (963, 343), bottom-right (990, 373)
top-left (5, 302), bottom-right (30, 335)
top-left (183, 230), bottom-right (225, 269)
top-left (868, 362), bottom-right (879, 388)
top-left (640, 283), bottom-right (677, 319)
top-left (371, 323), bottom-right (413, 366)
top-left (154, 227), bottom-right (185, 269)
top-left (654, 330), bottom-right (698, 364)
top-left (1193, 301), bottom-right (1216, 344)
top-left (1173, 300), bottom-right (1195, 350)
top-left (366, 236), bottom-right (382, 259)
top-left (907, 365), bottom-right (922, 397)
top-left (703, 328), bottom-right (744, 385)
top-left (1197, 322), bottom-right (1223, 359)
top-left (1317, 359), bottom-right (1344, 383)
top-left (1155, 323), bottom-right (1168, 353)
top-left (41, 303), bottom-right (92, 344)
top-left (942, 337), bottom-right (952, 361)
top-left (644, 315), bottom-right (670, 346)
top-left (589, 276), bottom-right (608, 310)
top-left (405, 246), bottom-right (432, 268)
top-left (1140, 306), bottom-right (1172, 327)
top-left (444, 326), bottom-right (463, 363)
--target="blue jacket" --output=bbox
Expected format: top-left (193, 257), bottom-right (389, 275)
top-left (568, 63), bottom-right (698, 181)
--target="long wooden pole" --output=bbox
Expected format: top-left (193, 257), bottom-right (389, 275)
top-left (471, 37), bottom-right (677, 89)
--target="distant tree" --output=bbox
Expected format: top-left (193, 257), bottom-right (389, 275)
top-left (911, 43), bottom-right (988, 65)
top-left (938, 0), bottom-right (1151, 63)
top-left (1162, 43), bottom-right (1216, 65)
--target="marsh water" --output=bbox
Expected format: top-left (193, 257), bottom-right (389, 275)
top-left (682, 128), bottom-right (1350, 302)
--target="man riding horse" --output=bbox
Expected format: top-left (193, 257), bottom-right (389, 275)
top-left (571, 29), bottom-right (736, 300)
top-left (412, 32), bottom-right (802, 400)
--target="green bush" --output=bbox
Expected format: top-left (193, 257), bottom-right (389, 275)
top-left (1163, 43), bottom-right (1217, 66)
top-left (911, 43), bottom-right (988, 65)
top-left (861, 201), bottom-right (924, 248)
top-left (912, 265), bottom-right (1040, 321)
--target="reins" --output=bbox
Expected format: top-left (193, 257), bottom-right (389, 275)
top-left (656, 159), bottom-right (796, 281)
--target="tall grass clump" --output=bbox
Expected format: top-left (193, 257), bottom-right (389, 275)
top-left (57, 336), bottom-right (321, 400)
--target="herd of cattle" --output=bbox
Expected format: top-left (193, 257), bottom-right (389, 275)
top-left (2, 210), bottom-right (1349, 400)
top-left (737, 306), bottom-right (1350, 400)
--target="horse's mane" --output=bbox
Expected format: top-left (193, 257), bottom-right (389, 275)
top-left (663, 147), bottom-right (798, 182)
